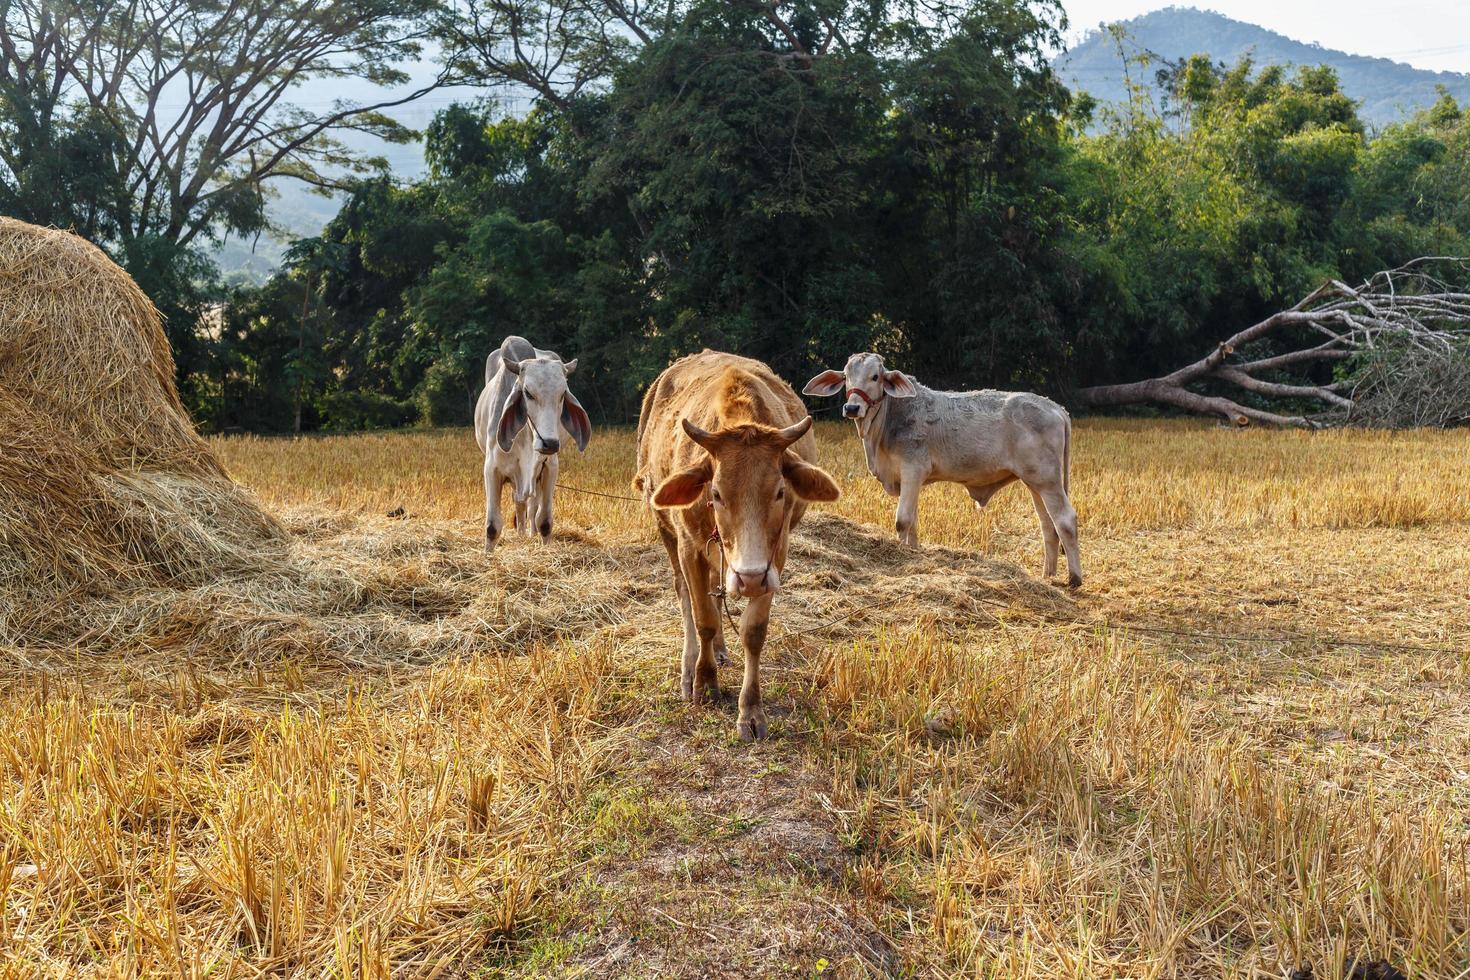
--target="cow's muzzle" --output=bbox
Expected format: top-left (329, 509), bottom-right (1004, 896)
top-left (728, 565), bottom-right (778, 598)
top-left (535, 437), bottom-right (560, 455)
top-left (845, 388), bottom-right (880, 419)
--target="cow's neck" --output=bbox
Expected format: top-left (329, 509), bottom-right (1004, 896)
top-left (854, 396), bottom-right (890, 474)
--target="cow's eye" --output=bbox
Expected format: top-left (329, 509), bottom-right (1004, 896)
top-left (525, 391), bottom-right (535, 401)
top-left (871, 374), bottom-right (878, 381)
top-left (775, 484), bottom-right (785, 501)
top-left (711, 489), bottom-right (722, 505)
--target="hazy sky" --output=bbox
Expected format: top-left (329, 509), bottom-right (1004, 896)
top-left (1061, 2), bottom-right (1470, 74)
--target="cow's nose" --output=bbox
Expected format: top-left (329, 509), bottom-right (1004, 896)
top-left (842, 403), bottom-right (861, 418)
top-left (730, 568), bottom-right (772, 597)
top-left (536, 437), bottom-right (560, 454)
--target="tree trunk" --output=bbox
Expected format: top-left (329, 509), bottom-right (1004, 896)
top-left (295, 273), bottom-right (310, 435)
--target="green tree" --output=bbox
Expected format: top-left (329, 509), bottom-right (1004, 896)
top-left (0, 0), bottom-right (448, 250)
top-left (1068, 57), bottom-right (1377, 384)
top-left (0, 0), bottom-right (453, 412)
top-left (207, 9), bottom-right (1470, 431)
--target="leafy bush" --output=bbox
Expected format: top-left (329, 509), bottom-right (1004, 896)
top-left (415, 360), bottom-right (476, 428)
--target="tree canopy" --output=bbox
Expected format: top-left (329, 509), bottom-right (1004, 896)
top-left (3, 0), bottom-right (1468, 431)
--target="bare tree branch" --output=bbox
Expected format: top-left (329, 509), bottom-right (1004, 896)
top-left (1074, 261), bottom-right (1470, 427)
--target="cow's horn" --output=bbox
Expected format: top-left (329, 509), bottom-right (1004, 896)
top-left (775, 416), bottom-right (813, 448)
top-left (681, 418), bottom-right (721, 452)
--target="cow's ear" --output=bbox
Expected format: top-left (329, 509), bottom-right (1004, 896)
top-left (496, 390), bottom-right (527, 451)
top-left (782, 454), bottom-right (840, 503)
top-left (802, 370), bottom-right (845, 397)
top-left (561, 390), bottom-right (591, 452)
top-left (652, 459), bottom-right (713, 508)
top-left (882, 371), bottom-right (917, 398)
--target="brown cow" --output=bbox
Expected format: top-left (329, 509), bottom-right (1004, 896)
top-left (636, 351), bottom-right (840, 741)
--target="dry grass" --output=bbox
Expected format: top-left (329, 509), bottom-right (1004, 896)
top-left (3, 419), bottom-right (1468, 978)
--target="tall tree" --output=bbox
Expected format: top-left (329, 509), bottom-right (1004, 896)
top-left (437, 1), bottom-right (989, 110)
top-left (0, 0), bottom-right (451, 252)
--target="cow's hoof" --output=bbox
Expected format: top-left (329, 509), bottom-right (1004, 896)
top-left (737, 712), bottom-right (768, 742)
top-left (1067, 574), bottom-right (1083, 589)
top-left (679, 678), bottom-right (694, 701)
top-left (538, 520), bottom-right (552, 541)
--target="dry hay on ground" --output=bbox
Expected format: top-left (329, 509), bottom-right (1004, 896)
top-left (3, 499), bottom-right (1079, 686)
top-left (8, 409), bottom-right (1470, 976)
top-left (0, 493), bottom-right (1084, 976)
top-left (0, 219), bottom-right (284, 645)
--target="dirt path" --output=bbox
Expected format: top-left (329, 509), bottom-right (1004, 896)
top-left (558, 710), bottom-right (893, 978)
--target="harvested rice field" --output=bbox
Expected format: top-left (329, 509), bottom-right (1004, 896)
top-left (4, 418), bottom-right (1469, 978)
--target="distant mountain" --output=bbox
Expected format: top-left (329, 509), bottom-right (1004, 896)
top-left (1056, 6), bottom-right (1470, 128)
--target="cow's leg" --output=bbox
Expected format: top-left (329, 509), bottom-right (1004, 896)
top-left (513, 485), bottom-right (534, 537)
top-left (484, 457), bottom-right (504, 554)
top-left (518, 468), bottom-right (537, 535)
top-left (658, 525), bottom-right (701, 700)
top-left (534, 456), bottom-right (557, 541)
top-left (707, 563), bottom-right (730, 667)
top-left (679, 546), bottom-right (722, 703)
top-left (1026, 484), bottom-right (1061, 578)
top-left (1038, 485), bottom-right (1083, 588)
top-left (736, 592), bottom-right (774, 742)
top-left (894, 465), bottom-right (924, 547)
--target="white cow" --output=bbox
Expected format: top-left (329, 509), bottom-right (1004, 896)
top-left (804, 352), bottom-right (1082, 587)
top-left (474, 336), bottom-right (591, 552)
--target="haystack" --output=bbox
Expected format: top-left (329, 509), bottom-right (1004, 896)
top-left (0, 219), bottom-right (282, 644)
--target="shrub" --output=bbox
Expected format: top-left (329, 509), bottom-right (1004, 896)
top-left (415, 360), bottom-right (476, 427)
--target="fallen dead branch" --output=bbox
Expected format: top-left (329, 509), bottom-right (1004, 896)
top-left (1074, 259), bottom-right (1470, 427)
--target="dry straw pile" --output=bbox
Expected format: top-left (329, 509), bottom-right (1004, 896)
top-left (0, 219), bottom-right (289, 647)
top-left (0, 220), bottom-right (528, 666)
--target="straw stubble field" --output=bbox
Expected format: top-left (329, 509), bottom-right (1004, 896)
top-left (3, 419), bottom-right (1470, 978)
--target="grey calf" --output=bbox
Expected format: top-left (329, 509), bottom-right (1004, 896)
top-left (805, 352), bottom-right (1082, 587)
